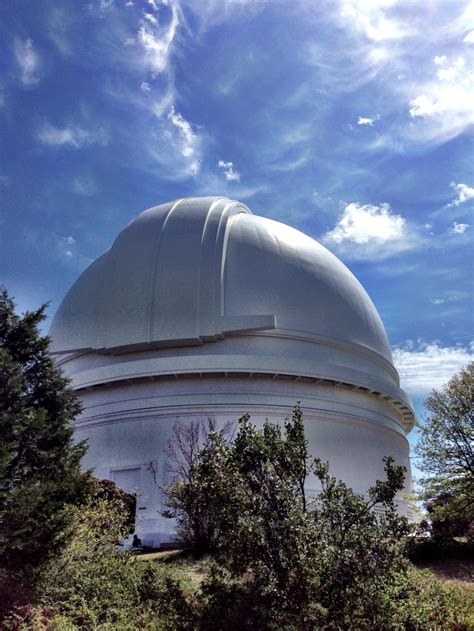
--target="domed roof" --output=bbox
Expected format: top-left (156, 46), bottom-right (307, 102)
top-left (50, 196), bottom-right (392, 362)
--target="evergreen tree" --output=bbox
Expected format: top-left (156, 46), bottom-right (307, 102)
top-left (0, 288), bottom-right (88, 577)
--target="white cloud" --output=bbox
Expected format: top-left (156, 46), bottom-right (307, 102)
top-left (409, 94), bottom-right (446, 118)
top-left (450, 221), bottom-right (469, 234)
top-left (14, 38), bottom-right (41, 86)
top-left (137, 2), bottom-right (179, 75)
top-left (140, 81), bottom-right (151, 93)
top-left (339, 0), bottom-right (408, 42)
top-left (464, 30), bottom-right (474, 44)
top-left (323, 202), bottom-right (410, 260)
top-left (393, 340), bottom-right (473, 396)
top-left (167, 107), bottom-right (196, 158)
top-left (72, 175), bottom-right (97, 196)
top-left (302, 1), bottom-right (473, 147)
top-left (144, 12), bottom-right (158, 24)
top-left (149, 88), bottom-right (175, 117)
top-left (37, 122), bottom-right (107, 148)
top-left (429, 298), bottom-right (445, 305)
top-left (407, 54), bottom-right (474, 143)
top-left (267, 155), bottom-right (308, 173)
top-left (357, 114), bottom-right (379, 126)
top-left (446, 181), bottom-right (474, 207)
top-left (217, 160), bottom-right (241, 182)
top-left (98, 0), bottom-right (113, 11)
top-left (54, 234), bottom-right (78, 260)
top-left (436, 56), bottom-right (465, 81)
top-left (146, 106), bottom-right (201, 177)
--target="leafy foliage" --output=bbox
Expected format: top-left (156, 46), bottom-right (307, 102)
top-left (415, 362), bottom-right (474, 538)
top-left (159, 418), bottom-right (234, 551)
top-left (0, 288), bottom-right (88, 579)
top-left (4, 403), bottom-right (471, 630)
top-left (5, 479), bottom-right (196, 631)
top-left (165, 406), bottom-right (420, 628)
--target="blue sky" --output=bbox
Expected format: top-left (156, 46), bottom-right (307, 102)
top-left (1, 0), bottom-right (473, 466)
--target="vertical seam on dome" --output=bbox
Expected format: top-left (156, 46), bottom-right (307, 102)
top-left (219, 204), bottom-right (251, 317)
top-left (148, 198), bottom-right (185, 343)
top-left (198, 198), bottom-right (228, 338)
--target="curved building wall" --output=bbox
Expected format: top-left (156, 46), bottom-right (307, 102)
top-left (67, 370), bottom-right (411, 545)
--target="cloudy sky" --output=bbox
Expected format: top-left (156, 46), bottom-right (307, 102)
top-left (1, 0), bottom-right (473, 462)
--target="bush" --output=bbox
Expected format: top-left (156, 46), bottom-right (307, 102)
top-left (3, 482), bottom-right (197, 631)
top-left (380, 566), bottom-right (473, 630)
top-left (4, 407), bottom-right (471, 630)
top-left (164, 407), bottom-right (472, 630)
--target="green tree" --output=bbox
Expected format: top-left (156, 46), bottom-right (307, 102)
top-left (159, 417), bottom-right (234, 551)
top-left (415, 362), bottom-right (474, 538)
top-left (0, 288), bottom-right (88, 579)
top-left (166, 406), bottom-right (415, 628)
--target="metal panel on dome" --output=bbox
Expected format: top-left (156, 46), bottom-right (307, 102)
top-left (223, 214), bottom-right (392, 362)
top-left (50, 197), bottom-right (277, 354)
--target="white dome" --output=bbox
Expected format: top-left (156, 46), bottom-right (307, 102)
top-left (50, 196), bottom-right (414, 430)
top-left (51, 197), bottom-right (390, 359)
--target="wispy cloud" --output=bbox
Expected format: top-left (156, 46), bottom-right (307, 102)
top-left (407, 53), bottom-right (474, 144)
top-left (59, 234), bottom-right (76, 258)
top-left (338, 0), bottom-right (409, 42)
top-left (72, 175), bottom-right (97, 196)
top-left (446, 181), bottom-right (474, 207)
top-left (450, 221), bottom-right (469, 234)
top-left (304, 1), bottom-right (474, 148)
top-left (166, 106), bottom-right (200, 174)
top-left (357, 114), bottom-right (379, 126)
top-left (14, 38), bottom-right (41, 86)
top-left (393, 340), bottom-right (473, 396)
top-left (217, 160), bottom-right (240, 182)
top-left (37, 122), bottom-right (108, 148)
top-left (323, 202), bottom-right (412, 260)
top-left (136, 2), bottom-right (179, 75)
top-left (23, 228), bottom-right (90, 268)
top-left (101, 1), bottom-right (205, 179)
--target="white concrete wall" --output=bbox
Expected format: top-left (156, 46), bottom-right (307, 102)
top-left (74, 374), bottom-right (412, 546)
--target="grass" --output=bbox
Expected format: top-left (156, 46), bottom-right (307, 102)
top-left (137, 548), bottom-right (210, 586)
top-left (416, 556), bottom-right (473, 584)
top-left (136, 544), bottom-right (474, 626)
top-left (411, 547), bottom-right (474, 624)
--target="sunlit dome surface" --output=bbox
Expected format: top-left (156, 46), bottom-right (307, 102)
top-left (51, 196), bottom-right (392, 362)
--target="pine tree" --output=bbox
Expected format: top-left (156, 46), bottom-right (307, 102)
top-left (0, 288), bottom-right (88, 577)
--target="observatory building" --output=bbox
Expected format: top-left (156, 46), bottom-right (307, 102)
top-left (50, 197), bottom-right (415, 545)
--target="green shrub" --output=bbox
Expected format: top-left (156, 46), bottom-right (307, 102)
top-left (381, 565), bottom-right (473, 630)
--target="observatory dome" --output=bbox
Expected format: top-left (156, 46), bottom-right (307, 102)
top-left (51, 197), bottom-right (415, 544)
top-left (52, 197), bottom-right (392, 359)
